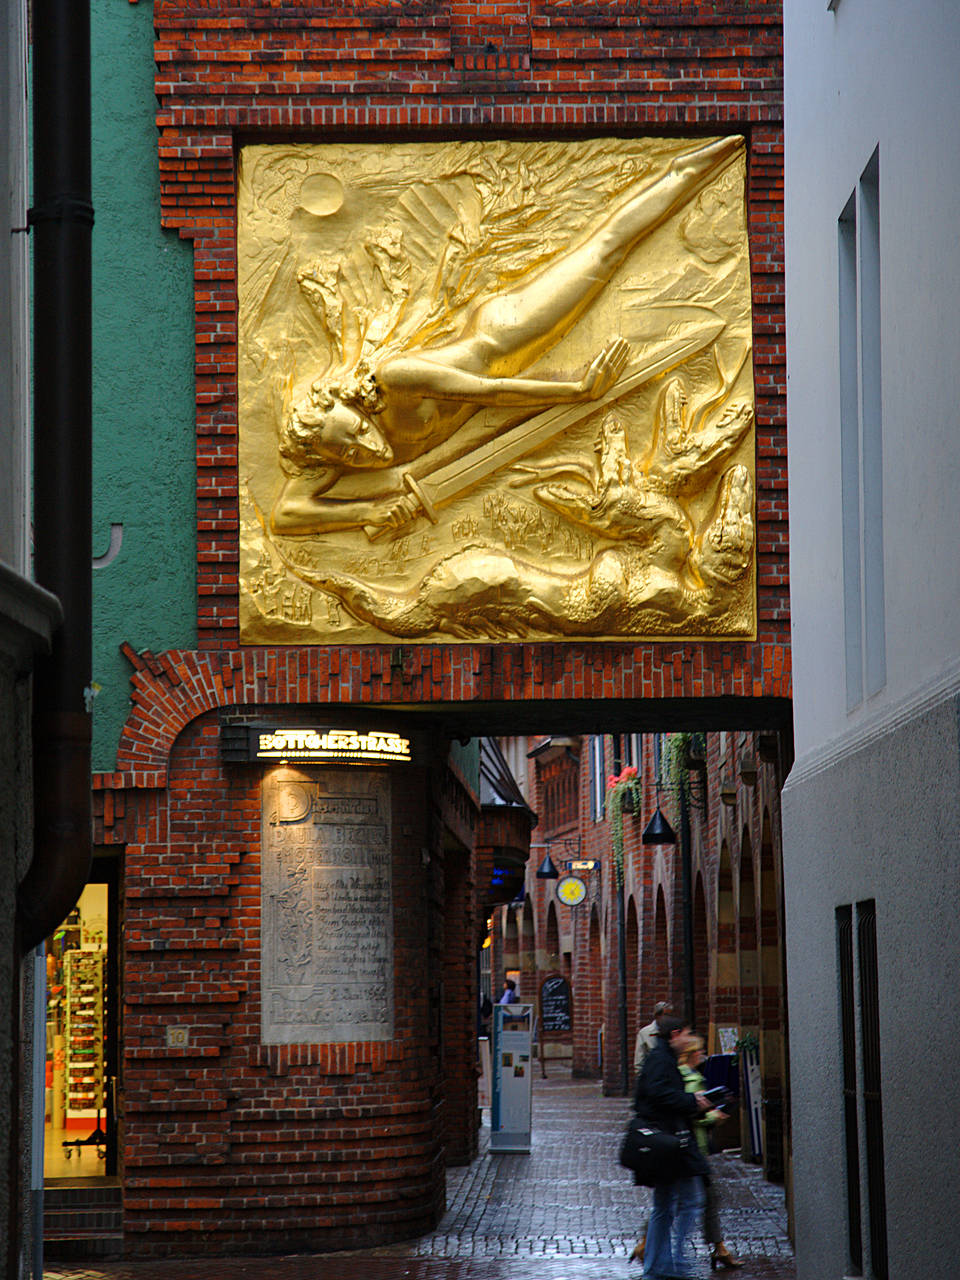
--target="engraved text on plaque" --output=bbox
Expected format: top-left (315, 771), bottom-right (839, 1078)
top-left (261, 768), bottom-right (394, 1044)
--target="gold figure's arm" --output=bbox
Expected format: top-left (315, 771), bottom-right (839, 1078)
top-left (378, 340), bottom-right (629, 407)
top-left (271, 472), bottom-right (376, 534)
top-left (271, 472), bottom-right (416, 535)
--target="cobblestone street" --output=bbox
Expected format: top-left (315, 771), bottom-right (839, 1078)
top-left (45, 1070), bottom-right (794, 1280)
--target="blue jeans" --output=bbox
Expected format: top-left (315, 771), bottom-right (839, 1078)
top-left (643, 1175), bottom-right (705, 1278)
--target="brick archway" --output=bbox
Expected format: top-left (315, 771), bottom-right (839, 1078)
top-left (625, 895), bottom-right (639, 1054)
top-left (714, 841), bottom-right (738, 1042)
top-left (573, 904), bottom-right (604, 1079)
top-left (693, 871), bottom-right (710, 1036)
top-left (738, 828), bottom-right (759, 1034)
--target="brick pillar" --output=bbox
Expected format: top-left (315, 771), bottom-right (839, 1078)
top-left (441, 839), bottom-right (479, 1166)
top-left (713, 842), bottom-right (738, 1047)
top-left (572, 903), bottom-right (602, 1078)
top-left (693, 873), bottom-right (710, 1036)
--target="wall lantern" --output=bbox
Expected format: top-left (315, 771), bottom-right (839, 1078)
top-left (535, 853), bottom-right (560, 879)
top-left (641, 802), bottom-right (677, 846)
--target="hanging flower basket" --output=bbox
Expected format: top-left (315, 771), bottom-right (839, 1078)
top-left (606, 766), bottom-right (641, 891)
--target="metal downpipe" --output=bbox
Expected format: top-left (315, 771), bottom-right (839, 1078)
top-left (17, 0), bottom-right (93, 954)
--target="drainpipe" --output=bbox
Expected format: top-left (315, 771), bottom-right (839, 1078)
top-left (13, 4), bottom-right (92, 1272)
top-left (17, 0), bottom-right (93, 953)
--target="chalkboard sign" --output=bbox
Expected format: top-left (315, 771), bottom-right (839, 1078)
top-left (540, 974), bottom-right (572, 1033)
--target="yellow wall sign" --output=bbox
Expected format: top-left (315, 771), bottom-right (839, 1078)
top-left (238, 138), bottom-right (756, 645)
top-left (254, 727), bottom-right (412, 765)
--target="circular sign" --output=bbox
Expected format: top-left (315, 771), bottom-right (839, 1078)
top-left (556, 874), bottom-right (587, 906)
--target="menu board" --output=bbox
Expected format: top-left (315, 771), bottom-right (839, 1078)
top-left (540, 974), bottom-right (572, 1033)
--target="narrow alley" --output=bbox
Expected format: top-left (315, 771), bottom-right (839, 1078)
top-left (45, 1070), bottom-right (794, 1280)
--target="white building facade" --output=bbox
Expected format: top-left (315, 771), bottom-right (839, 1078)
top-left (782, 3), bottom-right (960, 1278)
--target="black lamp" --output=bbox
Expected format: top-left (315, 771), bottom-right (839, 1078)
top-left (535, 853), bottom-right (560, 878)
top-left (642, 796), bottom-right (677, 845)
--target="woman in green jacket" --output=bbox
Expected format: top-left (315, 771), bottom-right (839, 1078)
top-left (678, 1038), bottom-right (745, 1272)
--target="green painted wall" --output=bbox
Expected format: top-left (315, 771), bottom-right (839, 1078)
top-left (90, 0), bottom-right (196, 770)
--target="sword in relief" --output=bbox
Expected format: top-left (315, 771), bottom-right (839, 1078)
top-left (364, 317), bottom-right (726, 542)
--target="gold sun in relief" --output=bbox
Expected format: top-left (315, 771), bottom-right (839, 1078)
top-left (299, 172), bottom-right (345, 217)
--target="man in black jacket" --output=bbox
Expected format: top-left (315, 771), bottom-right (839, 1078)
top-left (633, 1016), bottom-right (711, 1279)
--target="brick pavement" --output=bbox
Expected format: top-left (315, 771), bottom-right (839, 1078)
top-left (45, 1070), bottom-right (794, 1280)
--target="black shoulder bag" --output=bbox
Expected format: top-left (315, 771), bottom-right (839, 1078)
top-left (618, 1116), bottom-right (690, 1186)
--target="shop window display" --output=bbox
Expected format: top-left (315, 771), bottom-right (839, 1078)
top-left (45, 883), bottom-right (108, 1176)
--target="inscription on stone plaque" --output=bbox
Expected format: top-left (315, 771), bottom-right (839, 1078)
top-left (261, 768), bottom-right (394, 1044)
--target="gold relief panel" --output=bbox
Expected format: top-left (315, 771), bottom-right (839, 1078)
top-left (238, 138), bottom-right (756, 645)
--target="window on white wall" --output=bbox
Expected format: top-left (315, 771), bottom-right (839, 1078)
top-left (838, 147), bottom-right (885, 711)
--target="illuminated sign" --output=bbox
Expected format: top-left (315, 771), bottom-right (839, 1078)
top-left (220, 722), bottom-right (415, 765)
top-left (256, 727), bottom-right (412, 764)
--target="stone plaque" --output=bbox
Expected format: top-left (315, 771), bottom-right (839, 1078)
top-left (261, 767), bottom-right (394, 1044)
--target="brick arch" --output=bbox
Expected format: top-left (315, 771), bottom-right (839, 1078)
top-left (758, 810), bottom-right (781, 1034)
top-left (714, 840), bottom-right (738, 1037)
top-left (501, 905), bottom-right (520, 973)
top-left (573, 904), bottom-right (604, 1078)
top-left (738, 826), bottom-right (759, 1033)
top-left (107, 643), bottom-right (792, 790)
top-left (693, 870), bottom-right (709, 1035)
top-left (545, 898), bottom-right (560, 967)
top-left (519, 896), bottom-right (536, 1001)
top-left (651, 885), bottom-right (670, 1006)
top-left (625, 894), bottom-right (639, 1052)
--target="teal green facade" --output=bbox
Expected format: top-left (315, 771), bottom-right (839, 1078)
top-left (90, 0), bottom-right (196, 769)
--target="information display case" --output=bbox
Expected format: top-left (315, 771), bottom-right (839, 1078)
top-left (490, 1002), bottom-right (533, 1153)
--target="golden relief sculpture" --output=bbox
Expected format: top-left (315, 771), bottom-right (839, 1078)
top-left (238, 137), bottom-right (756, 644)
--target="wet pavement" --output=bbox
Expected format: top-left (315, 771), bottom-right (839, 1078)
top-left (45, 1070), bottom-right (794, 1280)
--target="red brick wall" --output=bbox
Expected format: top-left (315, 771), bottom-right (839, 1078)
top-left (440, 829), bottom-right (481, 1166)
top-left (99, 708), bottom-right (450, 1254)
top-left (147, 0), bottom-right (787, 712)
top-left (514, 730), bottom-right (788, 1106)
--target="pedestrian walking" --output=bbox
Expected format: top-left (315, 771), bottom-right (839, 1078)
top-left (678, 1036), bottom-right (744, 1272)
top-left (498, 977), bottom-right (519, 1004)
top-left (633, 999), bottom-right (672, 1075)
top-left (632, 1016), bottom-right (710, 1279)
top-left (630, 999), bottom-right (673, 1263)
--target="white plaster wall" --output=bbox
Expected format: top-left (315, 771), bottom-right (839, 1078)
top-left (784, 4), bottom-right (960, 1278)
top-left (783, 695), bottom-right (960, 1280)
top-left (784, 0), bottom-right (960, 767)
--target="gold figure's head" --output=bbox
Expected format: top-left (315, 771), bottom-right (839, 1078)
top-left (280, 371), bottom-right (392, 472)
